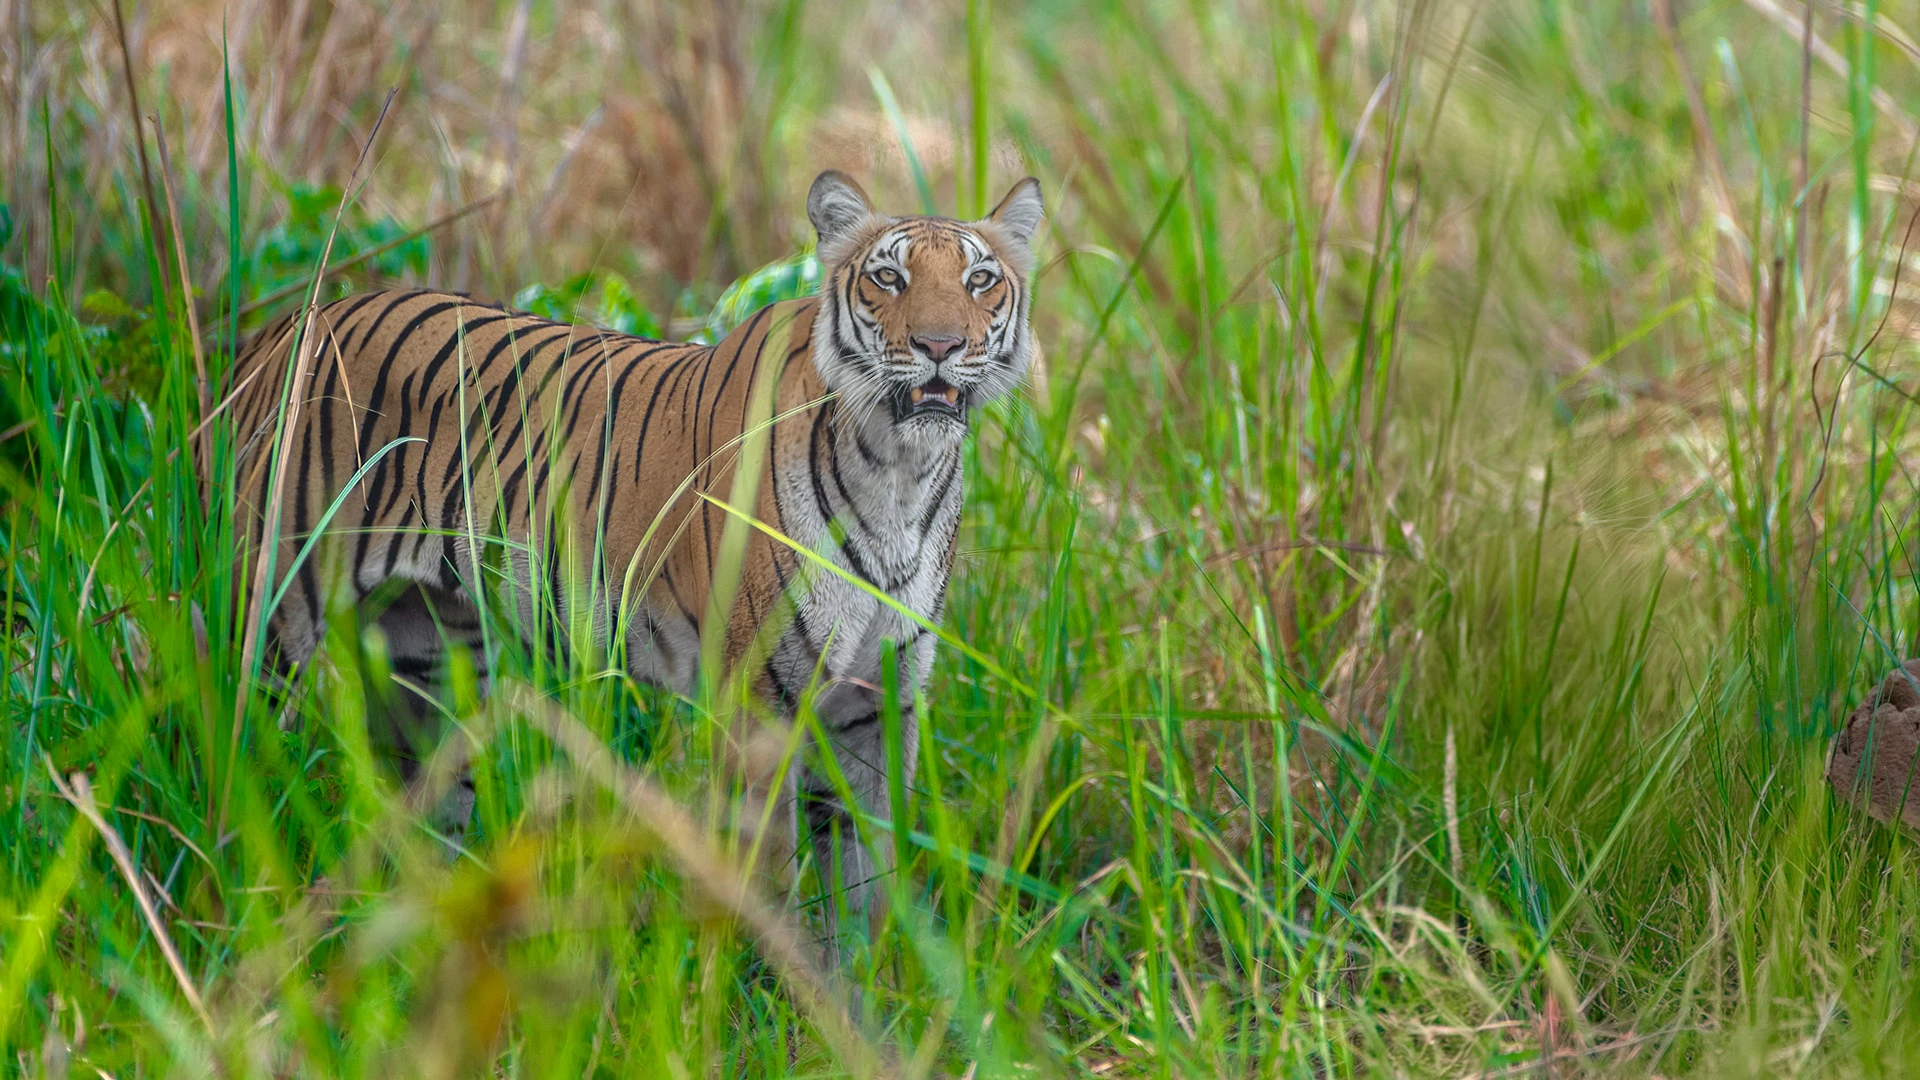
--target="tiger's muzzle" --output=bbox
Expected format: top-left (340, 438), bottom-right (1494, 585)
top-left (891, 374), bottom-right (969, 426)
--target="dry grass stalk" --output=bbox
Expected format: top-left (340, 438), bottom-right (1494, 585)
top-left (45, 759), bottom-right (213, 1035)
top-left (483, 0), bottom-right (533, 287)
top-left (224, 87), bottom-right (398, 833)
top-left (150, 115), bottom-right (210, 424)
top-left (109, 0), bottom-right (176, 319)
top-left (1444, 723), bottom-right (1463, 884)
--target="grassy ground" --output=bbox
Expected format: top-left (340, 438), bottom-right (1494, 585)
top-left (6, 0), bottom-right (1920, 1075)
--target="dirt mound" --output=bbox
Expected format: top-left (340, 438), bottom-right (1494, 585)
top-left (1827, 661), bottom-right (1920, 830)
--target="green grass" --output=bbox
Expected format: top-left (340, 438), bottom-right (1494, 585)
top-left (6, 0), bottom-right (1920, 1075)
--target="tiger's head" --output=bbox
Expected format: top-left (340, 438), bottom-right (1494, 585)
top-left (806, 170), bottom-right (1044, 441)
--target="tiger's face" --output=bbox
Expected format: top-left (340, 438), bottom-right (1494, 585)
top-left (807, 171), bottom-right (1044, 440)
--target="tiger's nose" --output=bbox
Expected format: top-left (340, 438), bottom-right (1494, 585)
top-left (911, 334), bottom-right (965, 363)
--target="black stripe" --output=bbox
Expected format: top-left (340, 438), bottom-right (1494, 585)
top-left (407, 391), bottom-right (449, 572)
top-left (920, 450), bottom-right (961, 539)
top-left (697, 307), bottom-right (772, 572)
top-left (627, 347), bottom-right (701, 483)
top-left (605, 343), bottom-right (687, 434)
top-left (438, 326), bottom-right (535, 501)
top-left (557, 344), bottom-right (612, 419)
top-left (764, 656), bottom-right (800, 711)
top-left (314, 333), bottom-right (342, 501)
top-left (391, 652), bottom-right (440, 677)
top-left (806, 405), bottom-right (837, 529)
top-left (825, 423), bottom-right (882, 548)
top-left (415, 313), bottom-right (515, 410)
top-left (357, 299), bottom-right (468, 464)
top-left (827, 711), bottom-right (884, 735)
top-left (764, 393), bottom-right (818, 654)
top-left (483, 329), bottom-right (580, 512)
top-left (658, 566), bottom-right (702, 641)
top-left (852, 427), bottom-right (883, 468)
top-left (581, 411), bottom-right (614, 538)
top-left (373, 371), bottom-right (419, 523)
top-left (352, 428), bottom-right (396, 580)
top-left (439, 531), bottom-right (461, 591)
top-left (328, 291), bottom-right (396, 361)
top-left (383, 500), bottom-right (418, 578)
top-left (642, 609), bottom-right (677, 675)
top-left (293, 417), bottom-right (322, 629)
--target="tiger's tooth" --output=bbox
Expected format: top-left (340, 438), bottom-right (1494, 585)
top-left (910, 387), bottom-right (925, 404)
top-left (942, 387), bottom-right (960, 405)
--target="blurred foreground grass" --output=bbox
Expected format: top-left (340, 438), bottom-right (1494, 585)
top-left (5, 0), bottom-right (1920, 1075)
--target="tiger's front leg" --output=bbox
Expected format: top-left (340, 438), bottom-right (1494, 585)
top-left (369, 581), bottom-right (486, 848)
top-left (801, 679), bottom-right (918, 962)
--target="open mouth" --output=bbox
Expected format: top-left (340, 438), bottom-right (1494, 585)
top-left (893, 376), bottom-right (968, 422)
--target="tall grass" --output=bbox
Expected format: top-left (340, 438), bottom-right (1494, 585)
top-left (5, 0), bottom-right (1920, 1075)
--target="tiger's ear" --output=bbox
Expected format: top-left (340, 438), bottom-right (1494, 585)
top-left (807, 171), bottom-right (875, 247)
top-left (987, 177), bottom-right (1044, 245)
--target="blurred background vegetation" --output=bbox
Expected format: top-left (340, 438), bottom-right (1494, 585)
top-left (5, 0), bottom-right (1920, 1075)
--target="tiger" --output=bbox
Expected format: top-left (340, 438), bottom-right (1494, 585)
top-left (209, 170), bottom-right (1044, 944)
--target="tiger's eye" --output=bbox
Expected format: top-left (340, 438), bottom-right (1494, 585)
top-left (969, 268), bottom-right (997, 290)
top-left (870, 267), bottom-right (903, 290)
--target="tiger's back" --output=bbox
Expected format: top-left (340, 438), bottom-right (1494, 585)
top-left (221, 289), bottom-right (854, 699)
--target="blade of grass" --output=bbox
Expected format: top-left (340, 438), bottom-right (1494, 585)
top-left (868, 69), bottom-right (937, 215)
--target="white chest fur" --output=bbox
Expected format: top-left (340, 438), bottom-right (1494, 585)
top-left (778, 411), bottom-right (962, 695)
